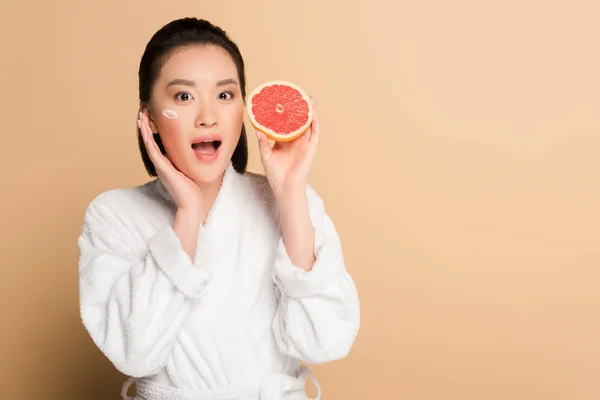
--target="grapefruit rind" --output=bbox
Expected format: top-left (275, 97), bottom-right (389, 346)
top-left (247, 80), bottom-right (313, 142)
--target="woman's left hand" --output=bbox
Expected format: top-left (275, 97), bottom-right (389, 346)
top-left (256, 97), bottom-right (320, 199)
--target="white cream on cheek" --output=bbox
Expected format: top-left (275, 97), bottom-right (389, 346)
top-left (162, 109), bottom-right (178, 119)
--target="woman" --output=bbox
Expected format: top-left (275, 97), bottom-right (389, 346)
top-left (78, 17), bottom-right (360, 400)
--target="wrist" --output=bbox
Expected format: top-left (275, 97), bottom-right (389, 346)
top-left (277, 188), bottom-right (309, 225)
top-left (172, 205), bottom-right (202, 262)
top-left (274, 184), bottom-right (306, 203)
top-left (176, 205), bottom-right (202, 222)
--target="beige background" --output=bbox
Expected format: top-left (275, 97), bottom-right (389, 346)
top-left (1, 0), bottom-right (599, 399)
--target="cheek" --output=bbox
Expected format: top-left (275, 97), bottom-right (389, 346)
top-left (223, 103), bottom-right (244, 133)
top-left (156, 117), bottom-right (191, 154)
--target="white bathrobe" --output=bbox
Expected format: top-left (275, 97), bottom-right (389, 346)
top-left (77, 162), bottom-right (360, 400)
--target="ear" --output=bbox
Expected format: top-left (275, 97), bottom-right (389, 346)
top-left (148, 116), bottom-right (159, 134)
top-left (140, 106), bottom-right (159, 134)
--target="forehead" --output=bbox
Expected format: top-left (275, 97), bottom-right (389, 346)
top-left (158, 45), bottom-right (238, 83)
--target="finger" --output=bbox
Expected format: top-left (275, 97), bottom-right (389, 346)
top-left (293, 96), bottom-right (314, 144)
top-left (138, 115), bottom-right (150, 148)
top-left (139, 114), bottom-right (155, 157)
top-left (140, 113), bottom-right (168, 169)
top-left (292, 127), bottom-right (310, 145)
top-left (139, 113), bottom-right (172, 182)
top-left (256, 129), bottom-right (273, 162)
top-left (309, 97), bottom-right (320, 143)
top-left (141, 114), bottom-right (160, 155)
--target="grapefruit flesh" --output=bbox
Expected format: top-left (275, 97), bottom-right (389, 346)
top-left (247, 81), bottom-right (313, 142)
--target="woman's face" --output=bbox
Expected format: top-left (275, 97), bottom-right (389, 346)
top-left (145, 45), bottom-right (244, 186)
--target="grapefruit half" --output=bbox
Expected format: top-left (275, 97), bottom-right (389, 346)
top-left (247, 80), bottom-right (313, 142)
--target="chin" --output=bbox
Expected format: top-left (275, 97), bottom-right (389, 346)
top-left (185, 157), bottom-right (231, 187)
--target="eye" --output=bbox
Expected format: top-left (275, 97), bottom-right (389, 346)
top-left (219, 91), bottom-right (234, 101)
top-left (175, 92), bottom-right (193, 102)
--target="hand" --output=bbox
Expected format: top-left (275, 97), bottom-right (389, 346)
top-left (138, 111), bottom-right (203, 212)
top-left (256, 97), bottom-right (320, 199)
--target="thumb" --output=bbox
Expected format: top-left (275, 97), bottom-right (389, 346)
top-left (255, 130), bottom-right (273, 163)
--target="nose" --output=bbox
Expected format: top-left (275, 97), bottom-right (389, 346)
top-left (195, 100), bottom-right (218, 128)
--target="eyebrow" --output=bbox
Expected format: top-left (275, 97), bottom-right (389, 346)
top-left (216, 78), bottom-right (238, 87)
top-left (166, 78), bottom-right (239, 88)
top-left (167, 79), bottom-right (195, 88)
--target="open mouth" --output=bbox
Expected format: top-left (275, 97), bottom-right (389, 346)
top-left (192, 140), bottom-right (222, 155)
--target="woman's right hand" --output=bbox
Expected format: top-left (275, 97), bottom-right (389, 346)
top-left (138, 111), bottom-right (203, 213)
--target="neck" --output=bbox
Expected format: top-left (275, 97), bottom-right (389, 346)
top-left (196, 172), bottom-right (225, 224)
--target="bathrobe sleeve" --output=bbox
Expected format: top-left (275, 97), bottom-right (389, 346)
top-left (77, 195), bottom-right (213, 377)
top-left (271, 184), bottom-right (361, 364)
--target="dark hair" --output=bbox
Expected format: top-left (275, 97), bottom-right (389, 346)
top-left (137, 17), bottom-right (248, 175)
